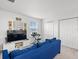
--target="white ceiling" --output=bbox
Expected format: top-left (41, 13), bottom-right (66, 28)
top-left (0, 0), bottom-right (78, 21)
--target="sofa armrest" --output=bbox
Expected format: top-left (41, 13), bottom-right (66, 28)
top-left (2, 50), bottom-right (10, 59)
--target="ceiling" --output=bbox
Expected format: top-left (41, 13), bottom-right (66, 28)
top-left (0, 0), bottom-right (78, 21)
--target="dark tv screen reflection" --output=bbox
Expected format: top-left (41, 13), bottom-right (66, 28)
top-left (7, 30), bottom-right (27, 42)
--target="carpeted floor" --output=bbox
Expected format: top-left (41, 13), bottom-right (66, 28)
top-left (54, 46), bottom-right (78, 59)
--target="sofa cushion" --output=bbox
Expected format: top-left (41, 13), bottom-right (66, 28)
top-left (10, 44), bottom-right (37, 59)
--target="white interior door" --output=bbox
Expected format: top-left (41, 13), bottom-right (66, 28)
top-left (60, 18), bottom-right (78, 49)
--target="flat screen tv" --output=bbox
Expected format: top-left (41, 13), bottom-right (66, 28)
top-left (7, 30), bottom-right (27, 42)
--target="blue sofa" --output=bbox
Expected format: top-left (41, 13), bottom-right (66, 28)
top-left (3, 39), bottom-right (61, 59)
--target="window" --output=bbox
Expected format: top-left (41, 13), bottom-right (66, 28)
top-left (30, 21), bottom-right (38, 32)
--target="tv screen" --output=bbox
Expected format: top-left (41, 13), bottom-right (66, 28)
top-left (7, 30), bottom-right (27, 42)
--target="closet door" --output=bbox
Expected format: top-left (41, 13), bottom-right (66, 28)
top-left (60, 18), bottom-right (78, 49)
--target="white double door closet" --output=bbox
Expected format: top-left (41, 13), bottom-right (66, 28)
top-left (43, 17), bottom-right (78, 49)
top-left (60, 17), bottom-right (78, 49)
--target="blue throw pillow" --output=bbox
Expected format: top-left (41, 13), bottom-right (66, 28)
top-left (51, 37), bottom-right (56, 42)
top-left (53, 37), bottom-right (56, 40)
top-left (46, 39), bottom-right (52, 43)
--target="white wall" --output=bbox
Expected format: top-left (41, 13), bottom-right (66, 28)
top-left (0, 10), bottom-right (42, 51)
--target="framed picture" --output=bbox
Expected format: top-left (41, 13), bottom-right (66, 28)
top-left (15, 42), bottom-right (23, 48)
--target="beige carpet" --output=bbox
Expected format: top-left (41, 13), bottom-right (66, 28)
top-left (54, 46), bottom-right (78, 59)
